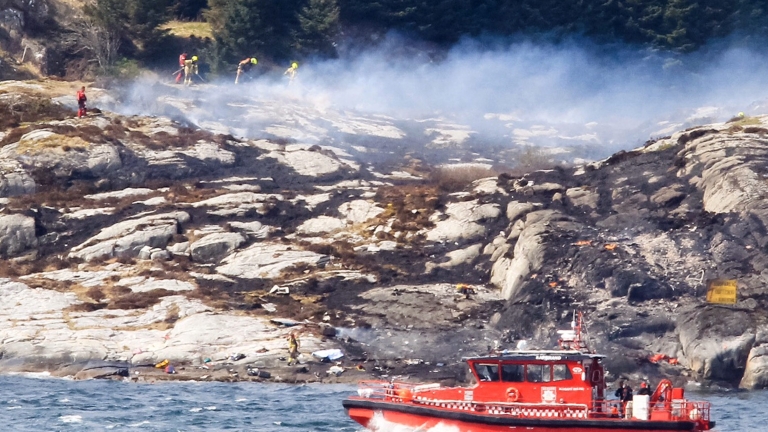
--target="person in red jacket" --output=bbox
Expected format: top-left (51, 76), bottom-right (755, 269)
top-left (76, 86), bottom-right (87, 118)
top-left (176, 52), bottom-right (187, 84)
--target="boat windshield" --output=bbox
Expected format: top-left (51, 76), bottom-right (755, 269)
top-left (527, 364), bottom-right (551, 383)
top-left (501, 364), bottom-right (524, 382)
top-left (475, 364), bottom-right (499, 382)
top-left (553, 364), bottom-right (573, 381)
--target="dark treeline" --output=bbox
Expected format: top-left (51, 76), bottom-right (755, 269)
top-left (339, 0), bottom-right (767, 52)
top-left (203, 0), bottom-right (767, 58)
top-left (83, 0), bottom-right (767, 72)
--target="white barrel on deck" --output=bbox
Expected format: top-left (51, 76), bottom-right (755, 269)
top-left (633, 395), bottom-right (650, 420)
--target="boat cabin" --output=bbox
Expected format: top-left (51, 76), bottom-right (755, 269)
top-left (465, 350), bottom-right (606, 406)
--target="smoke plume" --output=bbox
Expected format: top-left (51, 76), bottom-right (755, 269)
top-left (114, 35), bottom-right (768, 162)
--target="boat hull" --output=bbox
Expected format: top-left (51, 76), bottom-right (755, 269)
top-left (343, 399), bottom-right (703, 432)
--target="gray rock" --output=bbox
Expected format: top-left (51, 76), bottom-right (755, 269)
top-left (565, 187), bottom-right (599, 209)
top-left (338, 200), bottom-right (385, 224)
top-left (261, 149), bottom-right (343, 177)
top-left (168, 241), bottom-right (191, 256)
top-left (150, 250), bottom-right (171, 261)
top-left (426, 243), bottom-right (482, 272)
top-left (229, 221), bottom-right (272, 239)
top-left (506, 201), bottom-right (536, 222)
top-left (0, 160), bottom-right (35, 197)
top-left (426, 201), bottom-right (500, 242)
top-left (296, 216), bottom-right (346, 236)
top-left (69, 212), bottom-right (189, 261)
top-left (0, 214), bottom-right (37, 257)
top-left (650, 185), bottom-right (686, 207)
top-left (190, 232), bottom-right (246, 263)
top-left (217, 243), bottom-right (329, 279)
top-left (741, 345), bottom-right (768, 389)
top-left (677, 307), bottom-right (755, 381)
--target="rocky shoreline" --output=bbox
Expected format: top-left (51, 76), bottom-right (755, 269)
top-left (0, 80), bottom-right (768, 390)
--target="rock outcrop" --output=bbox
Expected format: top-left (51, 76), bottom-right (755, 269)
top-left (0, 214), bottom-right (36, 257)
top-left (2, 82), bottom-right (768, 389)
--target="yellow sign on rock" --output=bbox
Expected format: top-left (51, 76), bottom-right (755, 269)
top-left (706, 279), bottom-right (737, 304)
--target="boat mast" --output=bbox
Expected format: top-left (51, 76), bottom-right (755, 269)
top-left (558, 310), bottom-right (590, 352)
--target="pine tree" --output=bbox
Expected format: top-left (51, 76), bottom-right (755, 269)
top-left (206, 0), bottom-right (272, 64)
top-left (207, 0), bottom-right (304, 63)
top-left (174, 0), bottom-right (209, 19)
top-left (293, 0), bottom-right (341, 56)
top-left (84, 0), bottom-right (173, 53)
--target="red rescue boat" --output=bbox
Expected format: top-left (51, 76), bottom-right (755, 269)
top-left (343, 313), bottom-right (715, 431)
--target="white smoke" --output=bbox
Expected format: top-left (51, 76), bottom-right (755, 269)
top-left (112, 34), bottom-right (768, 161)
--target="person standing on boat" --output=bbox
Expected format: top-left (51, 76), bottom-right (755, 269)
top-left (287, 332), bottom-right (300, 365)
top-left (615, 380), bottom-right (633, 416)
top-left (637, 381), bottom-right (651, 396)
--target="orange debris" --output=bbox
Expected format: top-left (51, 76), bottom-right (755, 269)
top-left (604, 244), bottom-right (618, 251)
top-left (649, 353), bottom-right (678, 365)
top-left (549, 282), bottom-right (558, 288)
top-left (573, 240), bottom-right (592, 246)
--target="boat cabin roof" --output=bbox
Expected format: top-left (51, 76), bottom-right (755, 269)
top-left (465, 350), bottom-right (605, 363)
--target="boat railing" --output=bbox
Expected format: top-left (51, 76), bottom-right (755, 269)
top-left (355, 380), bottom-right (440, 400)
top-left (589, 399), bottom-right (711, 423)
top-left (658, 400), bottom-right (711, 422)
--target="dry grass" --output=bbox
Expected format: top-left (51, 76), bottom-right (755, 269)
top-left (0, 95), bottom-right (72, 131)
top-left (86, 286), bottom-right (106, 302)
top-left (508, 146), bottom-right (560, 175)
top-left (108, 289), bottom-right (173, 310)
top-left (428, 165), bottom-right (499, 192)
top-left (7, 178), bottom-right (98, 208)
top-left (677, 129), bottom-right (718, 145)
top-left (374, 184), bottom-right (441, 235)
top-left (16, 134), bottom-right (90, 154)
top-left (744, 127), bottom-right (768, 135)
top-left (161, 20), bottom-right (213, 39)
top-left (727, 115), bottom-right (762, 126)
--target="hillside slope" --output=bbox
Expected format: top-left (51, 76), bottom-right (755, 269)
top-left (0, 80), bottom-right (767, 389)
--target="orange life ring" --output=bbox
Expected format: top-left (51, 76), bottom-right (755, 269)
top-left (506, 387), bottom-right (520, 402)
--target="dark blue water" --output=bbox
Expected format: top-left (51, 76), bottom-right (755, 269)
top-left (0, 375), bottom-right (762, 431)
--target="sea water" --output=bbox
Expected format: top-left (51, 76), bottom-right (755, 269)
top-left (0, 375), bottom-right (762, 431)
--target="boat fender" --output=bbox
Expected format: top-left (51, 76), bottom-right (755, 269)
top-left (397, 388), bottom-right (413, 403)
top-left (689, 408), bottom-right (700, 421)
top-left (506, 387), bottom-right (520, 402)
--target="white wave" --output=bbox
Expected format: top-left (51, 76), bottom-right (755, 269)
top-left (189, 407), bottom-right (203, 413)
top-left (59, 398), bottom-right (70, 403)
top-left (204, 406), bottom-right (217, 411)
top-left (129, 420), bottom-right (150, 427)
top-left (6, 406), bottom-right (21, 410)
top-left (364, 412), bottom-right (460, 432)
top-left (8, 371), bottom-right (52, 379)
top-left (235, 398), bottom-right (248, 402)
top-left (59, 415), bottom-right (82, 423)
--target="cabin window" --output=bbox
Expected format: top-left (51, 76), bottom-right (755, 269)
top-left (475, 364), bottom-right (499, 382)
top-left (501, 364), bottom-right (524, 382)
top-left (526, 364), bottom-right (551, 383)
top-left (553, 364), bottom-right (573, 381)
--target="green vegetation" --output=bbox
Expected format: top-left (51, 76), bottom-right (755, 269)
top-left (19, 0), bottom-right (768, 78)
top-left (160, 20), bottom-right (213, 39)
top-left (84, 0), bottom-right (174, 53)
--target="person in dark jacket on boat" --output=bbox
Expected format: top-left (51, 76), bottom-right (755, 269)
top-left (615, 380), bottom-right (634, 401)
top-left (637, 381), bottom-right (652, 396)
top-left (615, 380), bottom-right (633, 417)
